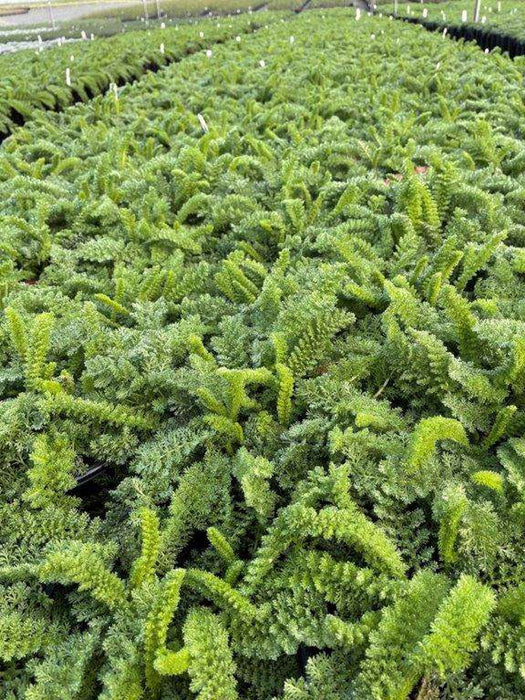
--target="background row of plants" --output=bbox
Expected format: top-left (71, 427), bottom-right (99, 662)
top-left (380, 0), bottom-right (525, 42)
top-left (0, 13), bottom-right (271, 137)
top-left (1, 8), bottom-right (525, 699)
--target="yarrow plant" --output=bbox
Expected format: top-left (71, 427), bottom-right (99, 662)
top-left (0, 8), bottom-right (524, 699)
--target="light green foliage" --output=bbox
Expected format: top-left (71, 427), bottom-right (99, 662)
top-left (187, 568), bottom-right (260, 619)
top-left (418, 575), bottom-right (496, 676)
top-left (144, 568), bottom-right (185, 691)
top-left (471, 470), bottom-right (504, 493)
top-left (159, 453), bottom-right (233, 568)
top-left (207, 527), bottom-right (236, 566)
top-left (276, 363), bottom-right (294, 426)
top-left (5, 306), bottom-right (27, 359)
top-left (483, 405), bottom-right (517, 449)
top-left (38, 542), bottom-right (127, 610)
top-left (44, 393), bottom-right (155, 429)
top-left (442, 286), bottom-right (481, 362)
top-left (287, 303), bottom-right (354, 378)
top-left (24, 625), bottom-right (102, 699)
top-left (95, 292), bottom-right (131, 318)
top-left (456, 232), bottom-right (507, 292)
top-left (130, 508), bottom-right (161, 589)
top-left (408, 416), bottom-right (468, 471)
top-left (183, 608), bottom-right (238, 700)
top-left (154, 647), bottom-right (190, 675)
top-left (355, 572), bottom-right (494, 697)
top-left (235, 447), bottom-right (276, 520)
top-left (6, 309), bottom-right (56, 391)
top-left (215, 250), bottom-right (266, 304)
top-left (245, 497), bottom-right (405, 589)
top-left (437, 484), bottom-right (468, 565)
top-left (23, 432), bottom-right (77, 509)
top-left (397, 169), bottom-right (440, 240)
top-left (354, 571), bottom-right (451, 699)
top-left (0, 583), bottom-right (61, 663)
top-left (188, 333), bottom-right (215, 363)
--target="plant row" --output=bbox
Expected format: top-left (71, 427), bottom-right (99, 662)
top-left (1, 9), bottom-right (525, 699)
top-left (381, 0), bottom-right (525, 42)
top-left (0, 13), bottom-right (272, 137)
top-left (86, 0), bottom-right (352, 22)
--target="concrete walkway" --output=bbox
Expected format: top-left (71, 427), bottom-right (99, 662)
top-left (0, 0), bottom-right (135, 27)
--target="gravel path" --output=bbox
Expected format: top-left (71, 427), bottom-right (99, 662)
top-left (0, 1), bottom-right (135, 26)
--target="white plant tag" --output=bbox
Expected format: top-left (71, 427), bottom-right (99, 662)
top-left (197, 114), bottom-right (209, 133)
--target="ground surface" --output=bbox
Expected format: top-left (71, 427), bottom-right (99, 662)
top-left (0, 0), bottom-right (139, 26)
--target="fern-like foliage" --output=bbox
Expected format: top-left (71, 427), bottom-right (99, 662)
top-left (408, 416), bottom-right (468, 471)
top-left (0, 9), bottom-right (524, 699)
top-left (183, 607), bottom-right (238, 700)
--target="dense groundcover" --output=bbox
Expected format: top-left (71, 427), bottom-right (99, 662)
top-left (0, 16), bottom-right (265, 138)
top-left (380, 0), bottom-right (525, 44)
top-left (1, 10), bottom-right (525, 698)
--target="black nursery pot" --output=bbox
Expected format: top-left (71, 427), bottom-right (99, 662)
top-left (395, 14), bottom-right (525, 59)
